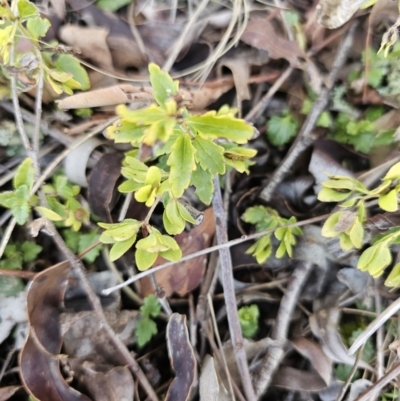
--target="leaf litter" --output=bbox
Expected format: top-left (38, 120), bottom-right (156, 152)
top-left (3, 0), bottom-right (400, 400)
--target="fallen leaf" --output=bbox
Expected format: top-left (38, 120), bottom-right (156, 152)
top-left (68, 360), bottom-right (135, 401)
top-left (26, 261), bottom-right (71, 353)
top-left (59, 25), bottom-right (114, 71)
top-left (20, 329), bottom-right (91, 401)
top-left (165, 313), bottom-right (196, 401)
top-left (241, 18), bottom-right (305, 68)
top-left (61, 310), bottom-right (139, 365)
top-left (88, 152), bottom-right (123, 223)
top-left (273, 366), bottom-right (328, 391)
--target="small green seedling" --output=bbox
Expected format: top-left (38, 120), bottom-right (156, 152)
top-left (319, 162), bottom-right (400, 286)
top-left (242, 205), bottom-right (302, 264)
top-left (136, 294), bottom-right (161, 347)
top-left (238, 304), bottom-right (260, 338)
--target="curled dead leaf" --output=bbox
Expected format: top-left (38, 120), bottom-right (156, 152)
top-left (165, 314), bottom-right (196, 401)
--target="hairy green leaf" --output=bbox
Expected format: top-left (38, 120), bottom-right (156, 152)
top-left (18, 0), bottom-right (38, 20)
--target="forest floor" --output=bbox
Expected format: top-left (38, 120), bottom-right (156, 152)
top-left (1, 0), bottom-right (400, 400)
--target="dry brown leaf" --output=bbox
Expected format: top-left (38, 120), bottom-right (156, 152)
top-left (241, 18), bottom-right (305, 68)
top-left (20, 329), bottom-right (91, 401)
top-left (56, 80), bottom-right (234, 111)
top-left (68, 361), bottom-right (135, 401)
top-left (88, 152), bottom-right (123, 223)
top-left (165, 314), bottom-right (196, 401)
top-left (26, 261), bottom-right (71, 354)
top-left (273, 366), bottom-right (328, 392)
top-left (290, 338), bottom-right (331, 385)
top-left (59, 25), bottom-right (114, 71)
top-left (61, 310), bottom-right (139, 365)
top-left (139, 208), bottom-right (215, 297)
top-left (56, 84), bottom-right (153, 110)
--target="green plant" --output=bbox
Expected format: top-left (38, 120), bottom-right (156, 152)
top-left (136, 294), bottom-right (161, 347)
top-left (63, 229), bottom-right (102, 263)
top-left (242, 206), bottom-right (302, 264)
top-left (98, 63), bottom-right (256, 270)
top-left (238, 304), bottom-right (259, 338)
top-left (0, 160), bottom-right (91, 230)
top-left (266, 109), bottom-right (299, 147)
top-left (0, 0), bottom-right (89, 95)
top-left (319, 162), bottom-right (400, 286)
top-left (0, 240), bottom-right (42, 296)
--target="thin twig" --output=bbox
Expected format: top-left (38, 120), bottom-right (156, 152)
top-left (335, 346), bottom-right (365, 401)
top-left (253, 261), bottom-right (314, 397)
top-left (212, 175), bottom-right (256, 401)
top-left (207, 294), bottom-right (236, 401)
top-left (102, 212), bottom-right (330, 295)
top-left (374, 279), bottom-right (384, 380)
top-left (162, 0), bottom-right (210, 72)
top-left (0, 218), bottom-right (17, 259)
top-left (349, 295), bottom-right (400, 355)
top-left (245, 65), bottom-right (294, 122)
top-left (353, 362), bottom-right (400, 401)
top-left (33, 51), bottom-right (44, 158)
top-left (259, 20), bottom-right (358, 202)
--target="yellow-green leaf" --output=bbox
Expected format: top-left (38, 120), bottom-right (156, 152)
top-left (321, 212), bottom-right (342, 237)
top-left (18, 0), bottom-right (38, 20)
top-left (385, 262), bottom-right (400, 287)
top-left (35, 206), bottom-right (63, 221)
top-left (148, 63), bottom-right (179, 107)
top-left (379, 189), bottom-right (398, 212)
top-left (191, 166), bottom-right (214, 205)
top-left (167, 133), bottom-right (196, 197)
top-left (383, 161), bottom-right (400, 181)
top-left (56, 54), bottom-right (90, 91)
top-left (318, 187), bottom-right (351, 202)
top-left (13, 158), bottom-right (35, 190)
top-left (135, 249), bottom-right (158, 270)
top-left (186, 111), bottom-right (254, 144)
top-left (110, 236), bottom-right (136, 261)
top-left (27, 17), bottom-right (51, 39)
top-left (163, 201), bottom-right (185, 235)
top-left (349, 220), bottom-right (364, 249)
top-left (192, 136), bottom-right (225, 174)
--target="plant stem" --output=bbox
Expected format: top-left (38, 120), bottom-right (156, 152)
top-left (212, 175), bottom-right (256, 401)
